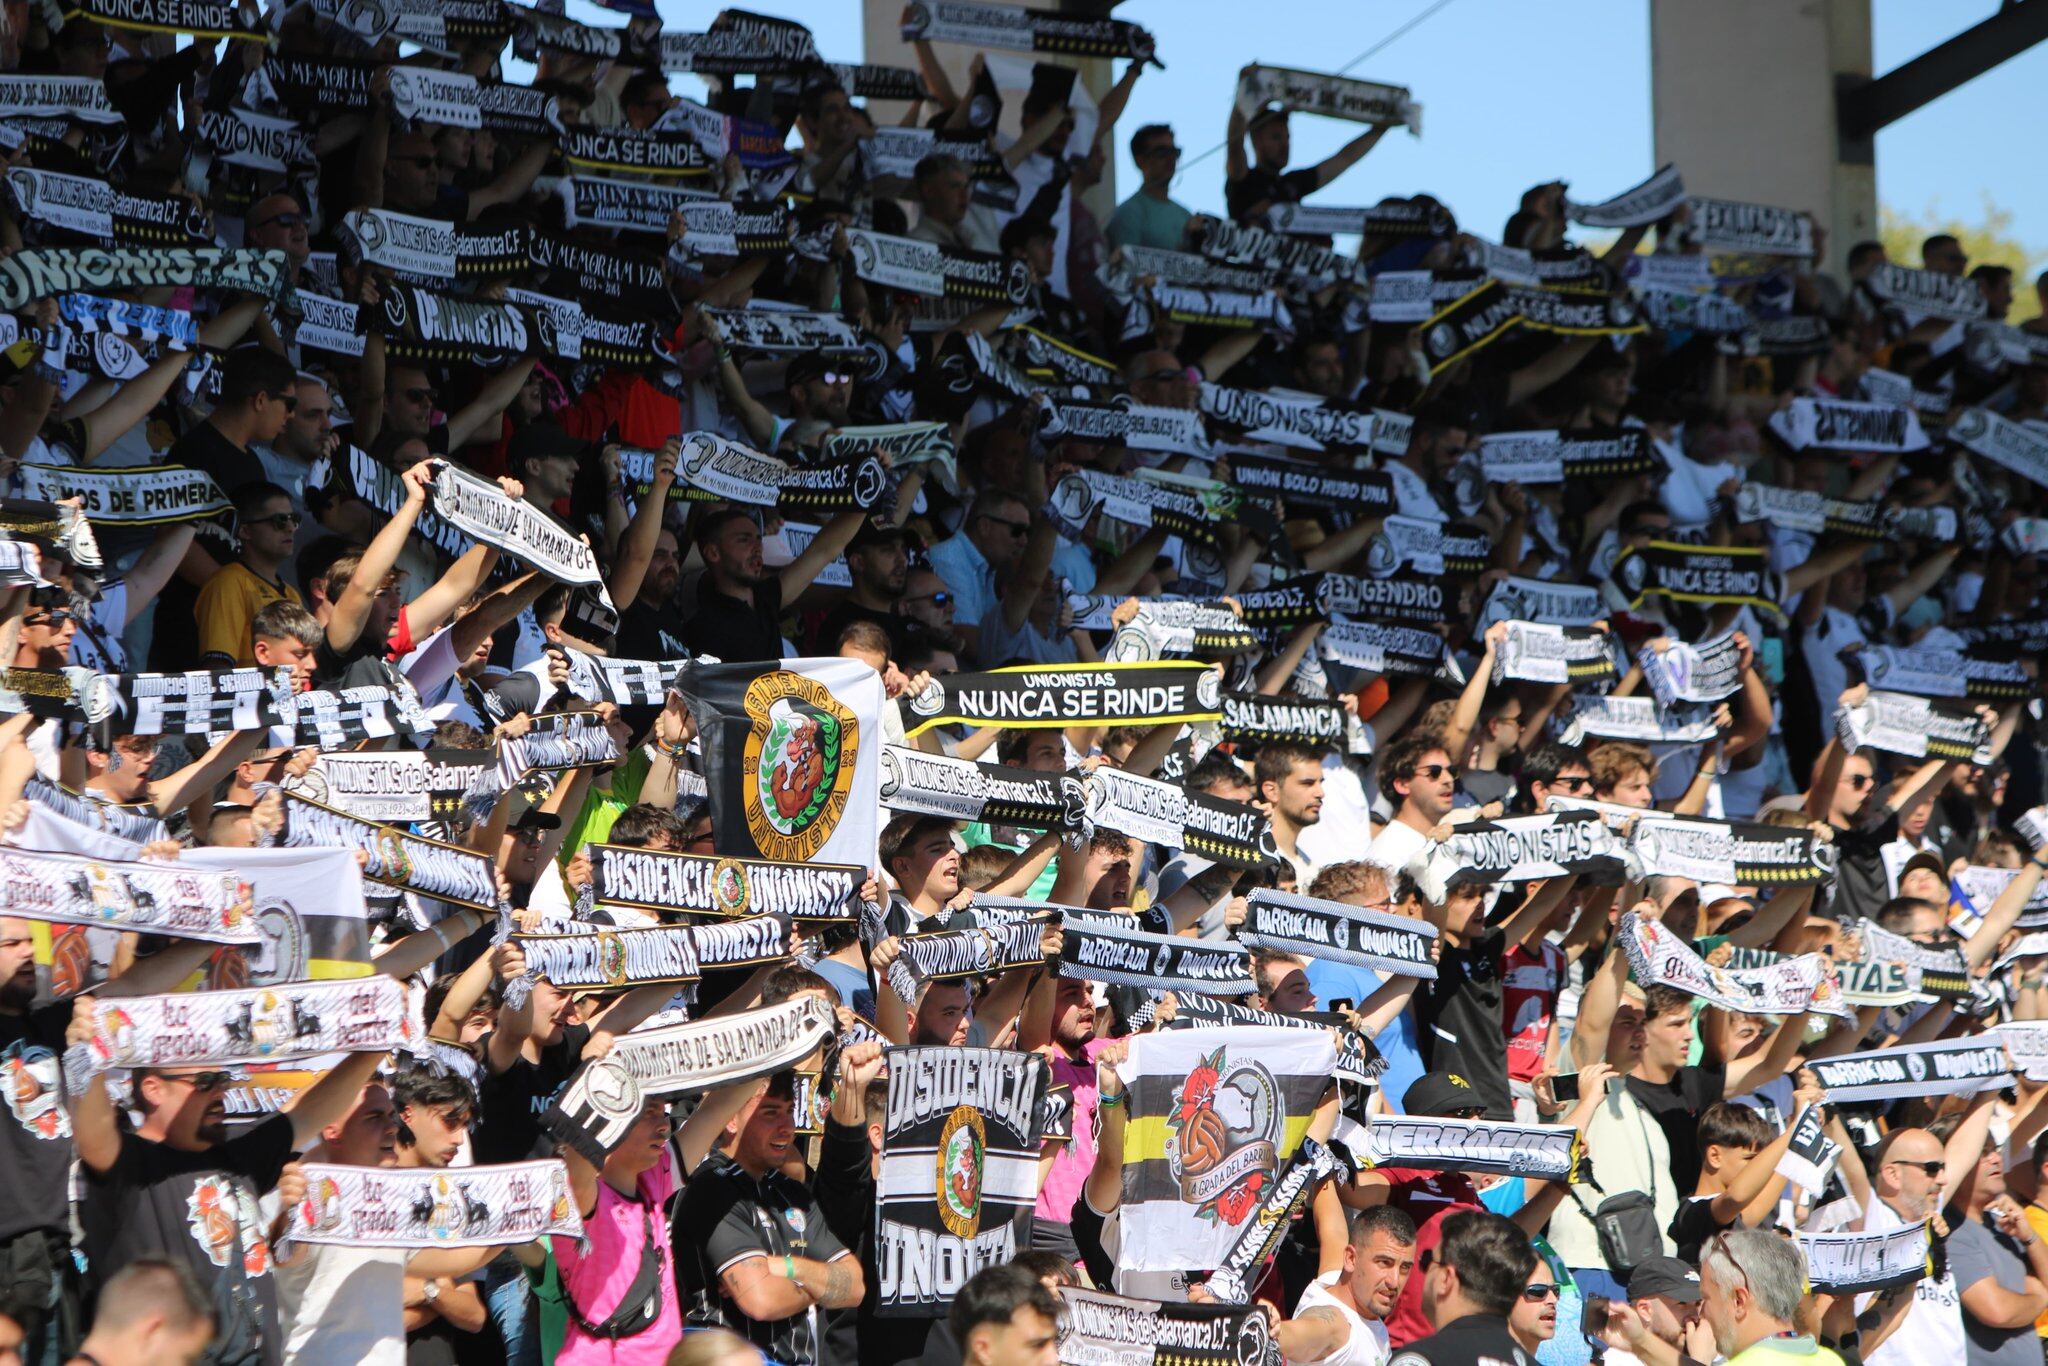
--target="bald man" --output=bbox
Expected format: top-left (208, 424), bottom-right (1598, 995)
top-left (1863, 1127), bottom-right (1964, 1366)
top-left (72, 1259), bottom-right (216, 1366)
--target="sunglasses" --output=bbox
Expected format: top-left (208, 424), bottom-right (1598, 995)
top-left (254, 212), bottom-right (306, 231)
top-left (1411, 763), bottom-right (1461, 780)
top-left (1553, 775), bottom-right (1594, 792)
top-left (980, 515), bottom-right (1031, 537)
top-left (24, 609), bottom-right (74, 628)
top-left (815, 370), bottom-right (851, 386)
top-left (1445, 1105), bottom-right (1487, 1119)
top-left (512, 827), bottom-right (549, 844)
top-left (169, 1070), bottom-right (236, 1090)
top-left (251, 513), bottom-right (302, 530)
top-left (1844, 773), bottom-right (1874, 789)
top-left (1521, 1284), bottom-right (1560, 1302)
top-left (1889, 1159), bottom-right (1944, 1176)
top-left (402, 387), bottom-right (437, 404)
top-left (908, 591), bottom-right (954, 607)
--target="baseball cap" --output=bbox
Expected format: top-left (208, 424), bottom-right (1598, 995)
top-left (506, 421), bottom-right (582, 471)
top-left (785, 352), bottom-right (850, 387)
top-left (511, 809), bottom-right (562, 832)
top-left (1899, 849), bottom-right (1948, 887)
top-left (1625, 1256), bottom-right (1703, 1304)
top-left (847, 517), bottom-right (916, 553)
top-left (1402, 1070), bottom-right (1484, 1117)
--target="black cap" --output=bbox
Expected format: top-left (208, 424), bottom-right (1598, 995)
top-left (1624, 1256), bottom-right (1703, 1304)
top-left (511, 809), bottom-right (562, 831)
top-left (785, 351), bottom-right (839, 387)
top-left (1402, 1070), bottom-right (1485, 1117)
top-left (848, 517), bottom-right (917, 553)
top-left (506, 421), bottom-right (582, 473)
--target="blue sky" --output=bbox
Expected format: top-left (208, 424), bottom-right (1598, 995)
top-left (543, 1), bottom-right (2045, 262)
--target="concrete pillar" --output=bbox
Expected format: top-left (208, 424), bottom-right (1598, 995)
top-left (859, 0), bottom-right (1118, 221)
top-left (1650, 0), bottom-right (1874, 276)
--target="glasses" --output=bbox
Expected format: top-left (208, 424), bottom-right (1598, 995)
top-left (1554, 775), bottom-right (1594, 792)
top-left (817, 371), bottom-right (851, 386)
top-left (511, 827), bottom-right (548, 844)
top-left (1445, 1105), bottom-right (1487, 1119)
top-left (254, 212), bottom-right (305, 231)
top-left (24, 609), bottom-right (74, 628)
top-left (1709, 1232), bottom-right (1752, 1300)
top-left (250, 513), bottom-right (302, 531)
top-left (168, 1071), bottom-right (235, 1091)
top-left (1140, 367), bottom-right (1185, 386)
top-left (1843, 773), bottom-right (1874, 790)
top-left (402, 387), bottom-right (437, 404)
top-left (1889, 1159), bottom-right (1944, 1177)
top-left (980, 515), bottom-right (1031, 538)
top-left (1410, 763), bottom-right (1461, 780)
top-left (1521, 1284), bottom-right (1560, 1302)
top-left (908, 591), bottom-right (954, 607)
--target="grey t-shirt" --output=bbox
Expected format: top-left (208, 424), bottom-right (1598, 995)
top-left (1947, 1216), bottom-right (2043, 1366)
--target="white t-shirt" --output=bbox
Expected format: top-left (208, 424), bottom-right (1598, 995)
top-left (1860, 1192), bottom-right (1963, 1366)
top-left (1363, 819), bottom-right (1430, 876)
top-left (1297, 756), bottom-right (1374, 873)
top-left (1290, 1270), bottom-right (1389, 1366)
top-left (267, 1229), bottom-right (408, 1366)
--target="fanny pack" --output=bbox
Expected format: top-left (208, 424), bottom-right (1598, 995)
top-left (1568, 1185), bottom-right (1664, 1275)
top-left (564, 1199), bottom-right (663, 1340)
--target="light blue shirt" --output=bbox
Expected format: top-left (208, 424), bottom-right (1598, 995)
top-left (926, 532), bottom-right (998, 628)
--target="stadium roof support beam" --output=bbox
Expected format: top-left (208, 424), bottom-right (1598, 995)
top-left (1837, 0), bottom-right (2048, 148)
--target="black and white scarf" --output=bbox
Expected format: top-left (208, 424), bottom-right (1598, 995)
top-left (1837, 690), bottom-right (1991, 764)
top-left (282, 1160), bottom-right (583, 1248)
top-left (543, 996), bottom-right (835, 1162)
top-left (23, 773), bottom-right (165, 842)
top-left (856, 127), bottom-right (1018, 210)
top-left (1039, 397), bottom-right (1208, 453)
top-left (559, 653), bottom-right (686, 709)
top-left (1105, 601), bottom-right (1261, 662)
top-left (1862, 263), bottom-right (1985, 323)
top-left (1220, 691), bottom-right (1369, 755)
top-left (15, 463), bottom-right (230, 526)
top-left (878, 745), bottom-right (1085, 833)
top-left (268, 791), bottom-right (503, 912)
top-left (704, 306), bottom-right (863, 355)
top-left (1797, 1226), bottom-right (1932, 1295)
top-left (1269, 201), bottom-right (1452, 238)
top-left (1083, 766), bottom-right (1273, 867)
top-left (1359, 1116), bottom-right (1581, 1181)
top-left (553, 175), bottom-right (713, 234)
top-left (1046, 469), bottom-right (1229, 548)
top-left (1565, 164), bottom-right (1686, 228)
top-left (1440, 812), bottom-right (1625, 885)
top-left (525, 230), bottom-right (671, 312)
top-left (1057, 913), bottom-right (1255, 995)
top-left (311, 446), bottom-right (473, 562)
top-left (1241, 889), bottom-right (1438, 978)
top-left (1619, 912), bottom-right (1851, 1020)
top-left (376, 284), bottom-right (539, 362)
top-left (1557, 695), bottom-right (1722, 747)
top-left (515, 914), bottom-right (790, 989)
top-left (1228, 454), bottom-right (1394, 512)
top-left (674, 432), bottom-right (887, 513)
top-left (1479, 576), bottom-right (1603, 630)
top-left (70, 978), bottom-right (416, 1082)
top-left (1362, 516), bottom-right (1488, 579)
top-left (1056, 1289), bottom-right (1282, 1366)
top-left (88, 667), bottom-right (291, 736)
top-left (1767, 397), bottom-right (1929, 454)
top-left (312, 750), bottom-right (441, 823)
top-left (65, 0), bottom-right (260, 38)
top-left (1950, 407), bottom-right (2048, 491)
top-left (885, 918), bottom-right (1047, 1002)
top-left (845, 228), bottom-right (1028, 303)
top-left (898, 662), bottom-right (1221, 738)
top-left (1203, 1138), bottom-right (1347, 1305)
top-left (1684, 197), bottom-right (1814, 257)
top-left (278, 683), bottom-right (434, 750)
top-left (498, 712), bottom-right (620, 781)
top-left (1418, 279), bottom-right (1641, 373)
top-left (1492, 623), bottom-right (1617, 686)
top-left (668, 201), bottom-right (795, 260)
top-left (900, 1), bottom-right (1157, 62)
top-left (559, 125), bottom-right (713, 179)
top-left (1476, 429), bottom-right (1660, 485)
top-left (589, 843), bottom-right (868, 922)
top-left (1607, 541), bottom-right (1784, 618)
top-left (1317, 620), bottom-right (1447, 678)
top-left (1195, 220), bottom-right (1364, 287)
top-left (1774, 1103), bottom-right (1842, 1197)
top-left (1807, 1038), bottom-right (2013, 1102)
top-left (1638, 636), bottom-right (1744, 708)
top-left (428, 461), bottom-right (602, 586)
top-left (1011, 328), bottom-right (1121, 390)
top-left (1323, 572), bottom-right (1453, 627)
top-left (1856, 645), bottom-right (2030, 701)
top-left (1236, 64), bottom-right (1419, 133)
top-left (0, 846), bottom-right (252, 943)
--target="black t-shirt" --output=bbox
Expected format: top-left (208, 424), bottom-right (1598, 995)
top-left (1831, 805), bottom-right (1900, 920)
top-left (681, 574), bottom-right (785, 664)
top-left (1668, 1194), bottom-right (1729, 1263)
top-left (1414, 926), bottom-right (1514, 1121)
top-left (1393, 1312), bottom-right (1534, 1366)
top-left (79, 1114), bottom-right (297, 1366)
top-left (158, 421), bottom-right (267, 670)
top-left (313, 630), bottom-right (405, 692)
top-left (676, 1150), bottom-right (852, 1366)
top-left (473, 1022), bottom-right (590, 1163)
top-left (1624, 1065), bottom-right (1726, 1193)
top-left (614, 594), bottom-right (693, 663)
top-left (813, 1118), bottom-right (930, 1366)
top-left (809, 599), bottom-right (912, 659)
top-left (0, 1002), bottom-right (74, 1243)
top-left (1225, 165), bottom-right (1320, 223)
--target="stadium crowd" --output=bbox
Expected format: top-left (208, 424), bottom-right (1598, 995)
top-left (0, 4), bottom-right (2047, 1366)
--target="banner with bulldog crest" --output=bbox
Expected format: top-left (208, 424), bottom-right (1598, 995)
top-left (671, 658), bottom-right (882, 870)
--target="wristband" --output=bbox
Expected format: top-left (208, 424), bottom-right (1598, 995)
top-left (1099, 1088), bottom-right (1126, 1109)
top-left (784, 1255), bottom-right (797, 1282)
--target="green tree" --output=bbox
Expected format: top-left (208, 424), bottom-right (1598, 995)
top-left (1879, 197), bottom-right (2043, 323)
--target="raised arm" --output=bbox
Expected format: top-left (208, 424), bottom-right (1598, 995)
top-left (1308, 125), bottom-right (1387, 191)
top-left (609, 440), bottom-right (679, 611)
top-left (781, 509), bottom-right (866, 600)
top-left (329, 461), bottom-right (432, 655)
top-left (445, 358), bottom-right (538, 452)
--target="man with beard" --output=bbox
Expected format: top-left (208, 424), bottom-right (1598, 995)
top-left (1272, 1207), bottom-right (1418, 1366)
top-left (1024, 976), bottom-right (1104, 1262)
top-left (1257, 741), bottom-right (1329, 885)
top-left (811, 521), bottom-right (914, 657)
top-left (680, 506), bottom-right (867, 664)
top-left (66, 1000), bottom-right (390, 1366)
